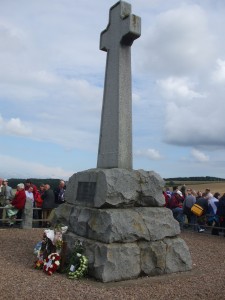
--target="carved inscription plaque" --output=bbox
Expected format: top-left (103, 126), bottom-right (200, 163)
top-left (76, 182), bottom-right (96, 204)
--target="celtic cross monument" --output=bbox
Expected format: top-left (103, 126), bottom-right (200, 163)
top-left (97, 1), bottom-right (141, 169)
top-left (55, 1), bottom-right (192, 283)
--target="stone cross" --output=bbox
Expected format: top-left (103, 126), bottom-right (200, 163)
top-left (97, 1), bottom-right (141, 169)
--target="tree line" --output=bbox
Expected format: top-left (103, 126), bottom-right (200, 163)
top-left (164, 176), bottom-right (225, 182)
top-left (6, 178), bottom-right (62, 190)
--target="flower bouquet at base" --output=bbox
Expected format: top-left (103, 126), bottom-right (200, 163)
top-left (33, 224), bottom-right (68, 273)
top-left (43, 253), bottom-right (61, 276)
top-left (34, 241), bottom-right (44, 270)
top-left (34, 259), bottom-right (44, 270)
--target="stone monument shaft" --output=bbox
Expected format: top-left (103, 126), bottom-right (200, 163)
top-left (97, 1), bottom-right (141, 169)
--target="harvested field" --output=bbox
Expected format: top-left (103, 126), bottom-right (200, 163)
top-left (168, 182), bottom-right (225, 195)
top-left (0, 228), bottom-right (224, 300)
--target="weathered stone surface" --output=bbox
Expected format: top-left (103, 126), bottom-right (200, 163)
top-left (65, 168), bottom-right (165, 208)
top-left (65, 232), bottom-right (141, 282)
top-left (163, 237), bottom-right (192, 273)
top-left (139, 237), bottom-right (192, 276)
top-left (64, 232), bottom-right (191, 282)
top-left (139, 240), bottom-right (167, 275)
top-left (53, 203), bottom-right (73, 226)
top-left (68, 206), bottom-right (180, 243)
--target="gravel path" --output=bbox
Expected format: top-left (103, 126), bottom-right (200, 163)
top-left (0, 228), bottom-right (224, 300)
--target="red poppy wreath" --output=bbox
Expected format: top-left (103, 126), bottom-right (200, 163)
top-left (43, 253), bottom-right (61, 275)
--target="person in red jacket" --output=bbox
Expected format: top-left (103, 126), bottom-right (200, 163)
top-left (6, 183), bottom-right (26, 227)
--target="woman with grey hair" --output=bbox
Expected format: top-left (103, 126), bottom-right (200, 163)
top-left (5, 183), bottom-right (26, 227)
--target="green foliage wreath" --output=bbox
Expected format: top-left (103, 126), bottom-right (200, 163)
top-left (67, 240), bottom-right (88, 280)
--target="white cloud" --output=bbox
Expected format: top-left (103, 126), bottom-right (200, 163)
top-left (191, 148), bottom-right (209, 162)
top-left (140, 4), bottom-right (215, 76)
top-left (0, 20), bottom-right (26, 53)
top-left (212, 59), bottom-right (225, 83)
top-left (157, 76), bottom-right (204, 100)
top-left (0, 154), bottom-right (73, 179)
top-left (164, 100), bottom-right (225, 147)
top-left (0, 115), bottom-right (32, 136)
top-left (6, 118), bottom-right (32, 136)
top-left (135, 148), bottom-right (163, 160)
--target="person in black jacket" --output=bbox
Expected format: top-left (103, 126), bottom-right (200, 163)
top-left (194, 194), bottom-right (209, 232)
top-left (41, 184), bottom-right (55, 227)
top-left (54, 180), bottom-right (66, 207)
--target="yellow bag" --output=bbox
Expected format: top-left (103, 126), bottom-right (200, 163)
top-left (191, 204), bottom-right (204, 217)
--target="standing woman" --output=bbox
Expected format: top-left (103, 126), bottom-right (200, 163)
top-left (6, 183), bottom-right (26, 226)
top-left (35, 184), bottom-right (45, 227)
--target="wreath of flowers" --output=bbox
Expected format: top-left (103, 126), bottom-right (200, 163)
top-left (67, 240), bottom-right (88, 280)
top-left (43, 253), bottom-right (61, 276)
top-left (68, 253), bottom-right (88, 279)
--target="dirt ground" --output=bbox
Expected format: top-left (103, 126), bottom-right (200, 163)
top-left (0, 228), bottom-right (224, 300)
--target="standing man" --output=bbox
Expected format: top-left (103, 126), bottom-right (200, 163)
top-left (41, 184), bottom-right (55, 227)
top-left (54, 180), bottom-right (66, 207)
top-left (1, 179), bottom-right (14, 206)
top-left (183, 188), bottom-right (196, 227)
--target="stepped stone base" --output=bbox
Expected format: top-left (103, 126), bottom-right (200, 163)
top-left (54, 204), bottom-right (180, 243)
top-left (64, 232), bottom-right (192, 283)
top-left (54, 168), bottom-right (192, 282)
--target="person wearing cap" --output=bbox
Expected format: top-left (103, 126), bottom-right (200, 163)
top-left (1, 179), bottom-right (14, 206)
top-left (5, 183), bottom-right (26, 227)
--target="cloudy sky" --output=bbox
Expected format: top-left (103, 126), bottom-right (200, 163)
top-left (1, 0), bottom-right (225, 180)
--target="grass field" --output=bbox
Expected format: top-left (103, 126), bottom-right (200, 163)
top-left (166, 181), bottom-right (225, 195)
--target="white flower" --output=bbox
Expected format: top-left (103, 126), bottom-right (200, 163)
top-left (77, 253), bottom-right (82, 257)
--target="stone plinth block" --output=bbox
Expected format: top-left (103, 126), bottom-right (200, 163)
top-left (68, 206), bottom-right (180, 243)
top-left (65, 168), bottom-right (165, 208)
top-left (64, 233), bottom-right (192, 283)
top-left (22, 200), bottom-right (33, 229)
top-left (139, 237), bottom-right (192, 275)
top-left (53, 203), bottom-right (74, 226)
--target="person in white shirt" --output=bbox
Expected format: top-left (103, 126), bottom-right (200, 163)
top-left (25, 186), bottom-right (34, 204)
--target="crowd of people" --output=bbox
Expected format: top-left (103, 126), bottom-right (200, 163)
top-left (1, 178), bottom-right (225, 235)
top-left (0, 179), bottom-right (67, 227)
top-left (164, 185), bottom-right (225, 235)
